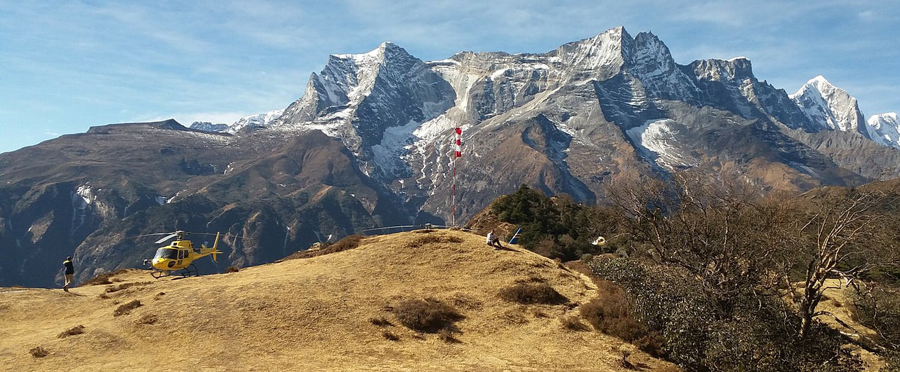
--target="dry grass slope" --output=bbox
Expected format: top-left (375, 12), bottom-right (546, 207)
top-left (0, 229), bottom-right (678, 371)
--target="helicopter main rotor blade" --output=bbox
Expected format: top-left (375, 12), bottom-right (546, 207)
top-left (155, 233), bottom-right (180, 244)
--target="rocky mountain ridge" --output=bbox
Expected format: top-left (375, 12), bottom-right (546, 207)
top-left (2, 26), bottom-right (899, 288)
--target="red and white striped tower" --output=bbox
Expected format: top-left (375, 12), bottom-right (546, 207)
top-left (451, 127), bottom-right (462, 226)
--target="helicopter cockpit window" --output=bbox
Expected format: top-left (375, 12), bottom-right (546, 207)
top-left (154, 248), bottom-right (179, 260)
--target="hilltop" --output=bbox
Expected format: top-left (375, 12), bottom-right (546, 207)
top-left (0, 229), bottom-right (676, 371)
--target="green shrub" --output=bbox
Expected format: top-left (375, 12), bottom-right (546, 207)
top-left (850, 285), bottom-right (900, 349)
top-left (580, 253), bottom-right (594, 264)
top-left (592, 258), bottom-right (862, 371)
top-left (881, 350), bottom-right (900, 372)
top-left (490, 185), bottom-right (618, 261)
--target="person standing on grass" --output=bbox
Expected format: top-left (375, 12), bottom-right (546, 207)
top-left (62, 256), bottom-right (74, 292)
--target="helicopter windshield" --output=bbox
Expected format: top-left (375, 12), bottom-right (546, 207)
top-left (154, 248), bottom-right (179, 260)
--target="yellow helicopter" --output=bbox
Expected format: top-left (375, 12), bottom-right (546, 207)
top-left (142, 231), bottom-right (222, 279)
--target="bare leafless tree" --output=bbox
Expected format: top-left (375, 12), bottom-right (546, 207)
top-left (795, 190), bottom-right (884, 338)
top-left (605, 169), bottom-right (790, 314)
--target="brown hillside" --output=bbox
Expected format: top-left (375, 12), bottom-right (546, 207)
top-left (0, 229), bottom-right (677, 371)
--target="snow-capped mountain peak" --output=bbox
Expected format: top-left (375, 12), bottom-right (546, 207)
top-left (227, 109), bottom-right (285, 134)
top-left (790, 75), bottom-right (867, 135)
top-left (274, 40), bottom-right (455, 178)
top-left (866, 112), bottom-right (900, 149)
top-left (555, 26), bottom-right (631, 78)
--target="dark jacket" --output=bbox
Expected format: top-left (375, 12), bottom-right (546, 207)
top-left (63, 260), bottom-right (74, 275)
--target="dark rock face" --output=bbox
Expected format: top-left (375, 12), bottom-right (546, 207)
top-left (2, 27), bottom-right (898, 287)
top-left (0, 126), bottom-right (402, 287)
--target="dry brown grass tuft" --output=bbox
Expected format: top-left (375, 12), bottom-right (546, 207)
top-left (105, 282), bottom-right (149, 293)
top-left (405, 234), bottom-right (464, 249)
top-left (498, 283), bottom-right (568, 305)
top-left (29, 346), bottom-right (48, 358)
top-left (381, 330), bottom-right (400, 341)
top-left (514, 275), bottom-right (547, 284)
top-left (83, 269), bottom-right (130, 286)
top-left (369, 316), bottom-right (393, 327)
top-left (136, 314), bottom-right (158, 325)
top-left (578, 280), bottom-right (665, 356)
top-left (579, 297), bottom-right (645, 341)
top-left (448, 292), bottom-right (483, 311)
top-left (57, 325), bottom-right (85, 338)
top-left (560, 315), bottom-right (589, 331)
top-left (392, 298), bottom-right (464, 333)
top-left (282, 235), bottom-right (367, 260)
top-left (438, 328), bottom-right (461, 343)
top-left (113, 300), bottom-right (142, 316)
top-left (225, 265), bottom-right (240, 273)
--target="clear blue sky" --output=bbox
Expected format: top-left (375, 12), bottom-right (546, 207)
top-left (1, 0), bottom-right (898, 154)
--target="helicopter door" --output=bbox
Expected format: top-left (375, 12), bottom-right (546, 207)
top-left (177, 250), bottom-right (184, 266)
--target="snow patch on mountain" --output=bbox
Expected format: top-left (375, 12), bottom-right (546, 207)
top-left (625, 119), bottom-right (694, 169)
top-left (866, 112), bottom-right (900, 149)
top-left (71, 185), bottom-right (96, 240)
top-left (371, 120), bottom-right (419, 179)
top-left (406, 115), bottom-right (466, 191)
top-left (190, 122), bottom-right (229, 132)
top-left (74, 185), bottom-right (94, 206)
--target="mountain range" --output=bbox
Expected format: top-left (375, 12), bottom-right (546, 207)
top-left (1, 26), bottom-right (898, 288)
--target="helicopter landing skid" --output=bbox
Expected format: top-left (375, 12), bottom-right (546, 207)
top-left (148, 264), bottom-right (199, 279)
top-left (180, 264), bottom-right (198, 278)
top-left (150, 269), bottom-right (171, 279)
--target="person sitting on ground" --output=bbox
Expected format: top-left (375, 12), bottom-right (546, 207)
top-left (486, 229), bottom-right (503, 249)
